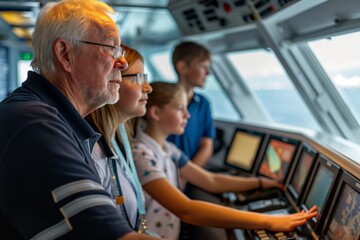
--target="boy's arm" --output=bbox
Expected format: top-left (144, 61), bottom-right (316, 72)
top-left (190, 137), bottom-right (213, 167)
top-left (191, 95), bottom-right (216, 168)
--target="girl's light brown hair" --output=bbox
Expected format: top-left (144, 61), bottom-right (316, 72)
top-left (146, 81), bottom-right (185, 110)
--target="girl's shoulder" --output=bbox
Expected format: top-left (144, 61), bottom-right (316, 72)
top-left (164, 140), bottom-right (182, 155)
top-left (133, 141), bottom-right (153, 157)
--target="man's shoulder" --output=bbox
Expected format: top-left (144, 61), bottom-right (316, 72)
top-left (2, 87), bottom-right (56, 112)
top-left (0, 99), bottom-right (59, 128)
top-left (2, 98), bottom-right (56, 111)
top-left (192, 92), bottom-right (211, 105)
top-left (0, 97), bottom-right (71, 157)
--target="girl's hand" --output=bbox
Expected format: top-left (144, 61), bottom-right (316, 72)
top-left (267, 206), bottom-right (318, 232)
top-left (260, 177), bottom-right (283, 190)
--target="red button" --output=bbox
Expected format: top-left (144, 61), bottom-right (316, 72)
top-left (223, 3), bottom-right (232, 13)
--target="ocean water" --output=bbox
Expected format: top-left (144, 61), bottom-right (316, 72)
top-left (204, 87), bottom-right (360, 130)
top-left (255, 89), bottom-right (320, 129)
top-left (203, 89), bottom-right (319, 130)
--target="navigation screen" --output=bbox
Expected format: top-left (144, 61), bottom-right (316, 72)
top-left (289, 150), bottom-right (315, 199)
top-left (326, 184), bottom-right (360, 240)
top-left (258, 138), bottom-right (297, 181)
top-left (304, 164), bottom-right (334, 213)
top-left (226, 130), bottom-right (262, 171)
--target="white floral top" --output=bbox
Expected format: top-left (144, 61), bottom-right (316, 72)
top-left (133, 130), bottom-right (189, 239)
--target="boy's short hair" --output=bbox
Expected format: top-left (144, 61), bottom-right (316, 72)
top-left (172, 41), bottom-right (211, 72)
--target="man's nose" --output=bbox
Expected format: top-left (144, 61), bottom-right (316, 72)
top-left (115, 56), bottom-right (128, 71)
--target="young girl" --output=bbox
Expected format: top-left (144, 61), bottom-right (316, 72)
top-left (87, 45), bottom-right (159, 238)
top-left (132, 81), bottom-right (318, 239)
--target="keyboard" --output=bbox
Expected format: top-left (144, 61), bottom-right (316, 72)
top-left (253, 230), bottom-right (298, 240)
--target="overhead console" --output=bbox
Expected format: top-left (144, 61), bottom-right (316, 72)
top-left (168, 0), bottom-right (300, 36)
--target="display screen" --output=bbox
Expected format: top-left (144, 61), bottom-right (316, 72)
top-left (325, 184), bottom-right (360, 239)
top-left (288, 148), bottom-right (316, 200)
top-left (258, 138), bottom-right (297, 181)
top-left (304, 164), bottom-right (334, 213)
top-left (225, 130), bottom-right (263, 171)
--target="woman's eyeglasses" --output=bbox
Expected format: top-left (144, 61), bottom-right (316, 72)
top-left (122, 73), bottom-right (148, 85)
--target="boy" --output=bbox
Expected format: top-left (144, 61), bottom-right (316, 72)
top-left (168, 41), bottom-right (216, 168)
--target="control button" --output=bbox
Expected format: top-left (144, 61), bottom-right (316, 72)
top-left (223, 2), bottom-right (232, 13)
top-left (256, 230), bottom-right (266, 234)
top-left (258, 233), bottom-right (268, 238)
top-left (274, 232), bottom-right (284, 237)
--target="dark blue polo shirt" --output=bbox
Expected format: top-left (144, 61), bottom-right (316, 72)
top-left (0, 71), bottom-right (133, 239)
top-left (168, 92), bottom-right (216, 159)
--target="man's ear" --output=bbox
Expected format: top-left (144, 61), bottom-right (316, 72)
top-left (175, 60), bottom-right (188, 75)
top-left (147, 105), bottom-right (161, 121)
top-left (54, 38), bottom-right (73, 72)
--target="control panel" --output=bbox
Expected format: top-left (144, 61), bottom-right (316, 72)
top-left (168, 0), bottom-right (301, 35)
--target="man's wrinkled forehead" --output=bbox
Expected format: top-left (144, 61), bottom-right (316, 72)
top-left (91, 17), bottom-right (120, 40)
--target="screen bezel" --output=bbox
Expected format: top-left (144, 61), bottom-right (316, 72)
top-left (255, 135), bottom-right (300, 183)
top-left (224, 128), bottom-right (265, 174)
top-left (300, 154), bottom-right (341, 234)
top-left (321, 171), bottom-right (360, 239)
top-left (287, 143), bottom-right (318, 205)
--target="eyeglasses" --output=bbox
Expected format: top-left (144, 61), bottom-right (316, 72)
top-left (122, 73), bottom-right (148, 85)
top-left (76, 40), bottom-right (126, 60)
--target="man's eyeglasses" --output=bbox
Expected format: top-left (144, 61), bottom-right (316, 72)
top-left (122, 73), bottom-right (148, 85)
top-left (76, 40), bottom-right (126, 60)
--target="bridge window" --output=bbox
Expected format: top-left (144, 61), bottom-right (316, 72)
top-left (227, 49), bottom-right (320, 130)
top-left (18, 59), bottom-right (32, 85)
top-left (308, 31), bottom-right (360, 124)
top-left (150, 50), bottom-right (241, 121)
top-left (0, 47), bottom-right (8, 100)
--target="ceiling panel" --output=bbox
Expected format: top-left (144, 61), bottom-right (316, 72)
top-left (0, 0), bottom-right (180, 44)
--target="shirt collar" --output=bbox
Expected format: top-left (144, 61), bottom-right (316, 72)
top-left (136, 130), bottom-right (170, 159)
top-left (191, 92), bottom-right (201, 103)
top-left (22, 71), bottom-right (97, 142)
top-left (86, 117), bottom-right (114, 158)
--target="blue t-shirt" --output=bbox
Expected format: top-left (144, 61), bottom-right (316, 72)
top-left (0, 71), bottom-right (133, 239)
top-left (168, 92), bottom-right (216, 159)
